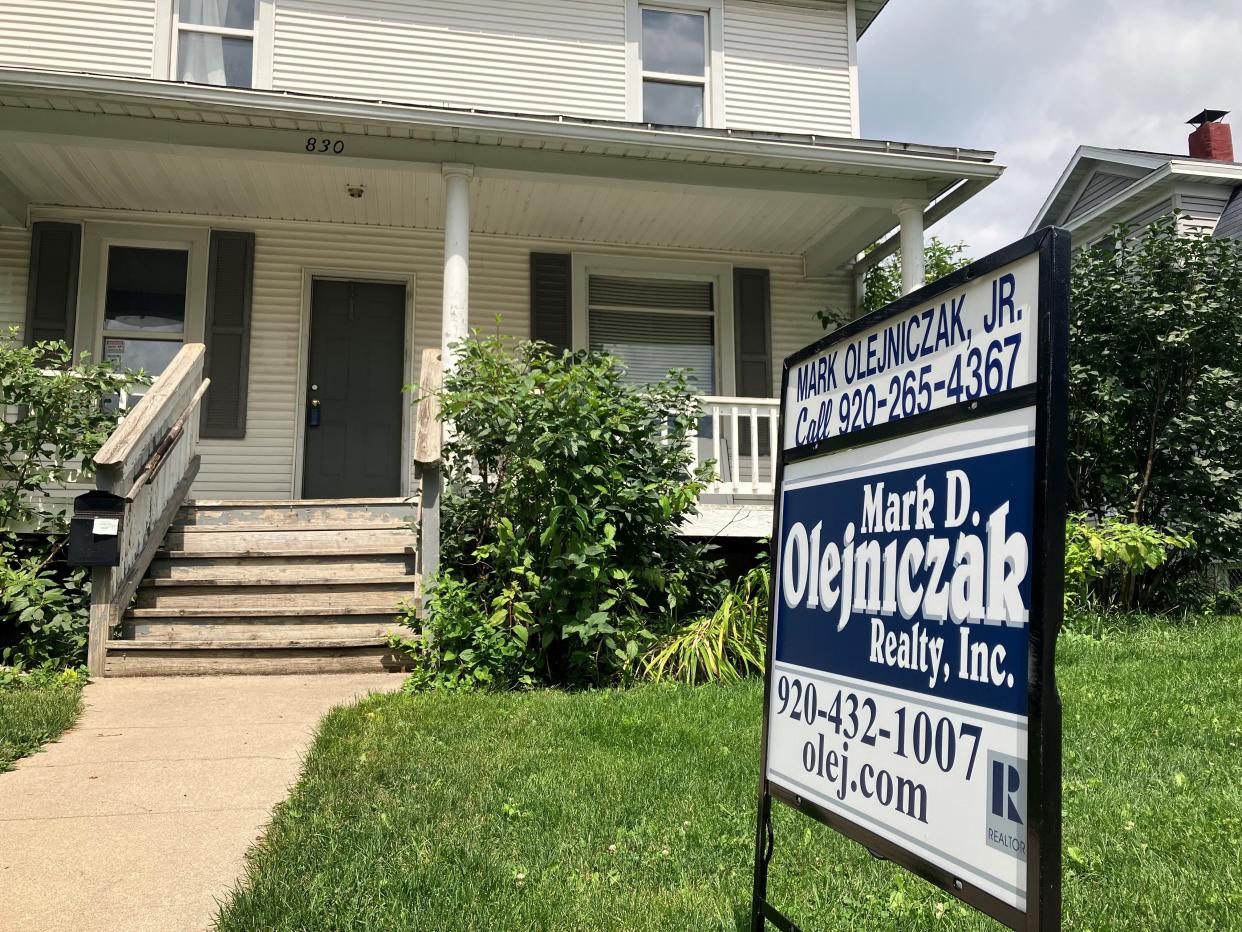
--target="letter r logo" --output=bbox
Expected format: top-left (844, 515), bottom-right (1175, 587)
top-left (991, 760), bottom-right (1022, 823)
top-left (985, 751), bottom-right (1027, 861)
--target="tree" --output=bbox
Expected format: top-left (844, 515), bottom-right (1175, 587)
top-left (1068, 214), bottom-right (1242, 606)
top-left (861, 237), bottom-right (971, 313)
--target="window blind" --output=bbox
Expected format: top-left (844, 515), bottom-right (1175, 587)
top-left (588, 308), bottom-right (715, 392)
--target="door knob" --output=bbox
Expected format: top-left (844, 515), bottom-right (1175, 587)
top-left (308, 398), bottom-right (321, 428)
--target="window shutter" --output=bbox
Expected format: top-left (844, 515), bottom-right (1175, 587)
top-left (733, 267), bottom-right (772, 454)
top-left (201, 229), bottom-right (255, 439)
top-left (23, 221), bottom-right (81, 349)
top-left (529, 252), bottom-right (571, 354)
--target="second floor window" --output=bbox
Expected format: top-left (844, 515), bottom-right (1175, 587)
top-left (174, 0), bottom-right (257, 88)
top-left (640, 7), bottom-right (708, 127)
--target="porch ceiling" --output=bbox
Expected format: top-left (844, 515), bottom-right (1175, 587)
top-left (0, 139), bottom-right (855, 256)
top-left (0, 70), bottom-right (1003, 268)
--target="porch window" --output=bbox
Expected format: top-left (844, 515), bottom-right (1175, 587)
top-left (102, 245), bottom-right (189, 378)
top-left (640, 7), bottom-right (708, 126)
top-left (587, 275), bottom-right (716, 393)
top-left (173, 0), bottom-right (257, 88)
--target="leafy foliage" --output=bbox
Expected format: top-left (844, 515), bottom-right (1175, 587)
top-left (401, 334), bottom-right (720, 690)
top-left (861, 237), bottom-right (971, 314)
top-left (643, 558), bottom-right (769, 684)
top-left (1064, 515), bottom-right (1192, 615)
top-left (0, 331), bottom-right (137, 667)
top-left (0, 329), bottom-right (132, 529)
top-left (1069, 215), bottom-right (1242, 607)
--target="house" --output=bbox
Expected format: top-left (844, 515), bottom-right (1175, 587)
top-left (0, 0), bottom-right (1002, 674)
top-left (1029, 110), bottom-right (1242, 244)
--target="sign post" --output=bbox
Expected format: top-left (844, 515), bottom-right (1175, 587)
top-left (751, 227), bottom-right (1069, 931)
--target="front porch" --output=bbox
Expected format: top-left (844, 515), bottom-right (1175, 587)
top-left (0, 73), bottom-right (1000, 517)
top-left (0, 71), bottom-right (999, 674)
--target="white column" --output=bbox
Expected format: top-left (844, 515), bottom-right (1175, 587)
top-left (895, 200), bottom-right (927, 295)
top-left (441, 162), bottom-right (474, 370)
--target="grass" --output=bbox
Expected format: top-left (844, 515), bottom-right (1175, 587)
top-left (0, 676), bottom-right (83, 771)
top-left (217, 615), bottom-right (1242, 931)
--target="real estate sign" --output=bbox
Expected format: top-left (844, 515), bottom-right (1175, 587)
top-left (752, 228), bottom-right (1069, 932)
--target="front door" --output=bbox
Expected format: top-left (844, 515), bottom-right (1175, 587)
top-left (303, 279), bottom-right (406, 498)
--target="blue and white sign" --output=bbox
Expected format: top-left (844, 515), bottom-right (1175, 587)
top-left (755, 231), bottom-right (1067, 932)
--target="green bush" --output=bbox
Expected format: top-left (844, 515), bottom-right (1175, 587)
top-left (643, 557), bottom-right (769, 684)
top-left (1, 330), bottom-right (137, 668)
top-left (1064, 515), bottom-right (1193, 617)
top-left (1069, 215), bottom-right (1242, 607)
top-left (395, 334), bottom-right (720, 690)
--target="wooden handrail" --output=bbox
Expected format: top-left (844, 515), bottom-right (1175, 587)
top-left (94, 343), bottom-right (206, 498)
top-left (87, 343), bottom-right (208, 675)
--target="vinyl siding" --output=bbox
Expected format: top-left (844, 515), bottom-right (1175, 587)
top-left (1175, 192), bottom-right (1229, 236)
top-left (1, 215), bottom-right (842, 499)
top-left (1064, 171), bottom-right (1137, 224)
top-left (1212, 186), bottom-right (1242, 240)
top-left (723, 0), bottom-right (854, 136)
top-left (0, 228), bottom-right (30, 337)
top-left (1121, 198), bottom-right (1174, 232)
top-left (0, 0), bottom-right (156, 78)
top-left (272, 0), bottom-right (629, 119)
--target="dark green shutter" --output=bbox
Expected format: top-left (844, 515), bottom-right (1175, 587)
top-left (201, 230), bottom-right (255, 439)
top-left (733, 267), bottom-right (772, 454)
top-left (530, 252), bottom-right (572, 354)
top-left (24, 221), bottom-right (81, 349)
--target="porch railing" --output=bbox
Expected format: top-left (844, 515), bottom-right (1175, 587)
top-left (85, 344), bottom-right (209, 674)
top-left (689, 395), bottom-right (780, 497)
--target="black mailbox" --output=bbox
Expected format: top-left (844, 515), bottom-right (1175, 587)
top-left (68, 491), bottom-right (126, 567)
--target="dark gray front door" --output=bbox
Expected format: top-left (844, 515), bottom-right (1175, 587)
top-left (303, 279), bottom-right (405, 499)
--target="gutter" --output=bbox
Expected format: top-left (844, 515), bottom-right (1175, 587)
top-left (0, 68), bottom-right (1003, 183)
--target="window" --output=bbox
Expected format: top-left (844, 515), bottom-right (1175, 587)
top-left (172, 0), bottom-right (258, 88)
top-left (102, 245), bottom-right (189, 378)
top-left (587, 275), bottom-right (716, 393)
top-left (639, 7), bottom-right (708, 126)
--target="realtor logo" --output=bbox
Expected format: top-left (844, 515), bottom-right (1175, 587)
top-left (985, 751), bottom-right (1027, 861)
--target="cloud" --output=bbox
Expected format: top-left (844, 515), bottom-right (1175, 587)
top-left (859, 0), bottom-right (1242, 254)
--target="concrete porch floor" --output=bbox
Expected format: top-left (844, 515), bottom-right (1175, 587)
top-left (0, 673), bottom-right (401, 932)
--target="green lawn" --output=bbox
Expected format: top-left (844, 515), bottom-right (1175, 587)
top-left (0, 678), bottom-right (83, 772)
top-left (217, 616), bottom-right (1242, 931)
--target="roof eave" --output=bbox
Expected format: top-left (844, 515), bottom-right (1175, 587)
top-left (0, 68), bottom-right (1000, 184)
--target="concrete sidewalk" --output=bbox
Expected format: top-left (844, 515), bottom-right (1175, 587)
top-left (0, 674), bottom-right (400, 932)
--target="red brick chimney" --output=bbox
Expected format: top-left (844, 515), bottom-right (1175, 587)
top-left (1187, 109), bottom-right (1234, 162)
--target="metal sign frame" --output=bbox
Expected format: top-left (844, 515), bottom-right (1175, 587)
top-left (750, 226), bottom-right (1069, 932)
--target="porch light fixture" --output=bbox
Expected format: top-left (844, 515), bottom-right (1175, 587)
top-left (346, 184), bottom-right (365, 199)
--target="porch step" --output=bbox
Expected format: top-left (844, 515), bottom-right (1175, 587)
top-left (159, 528), bottom-right (417, 555)
top-left (104, 644), bottom-right (414, 676)
top-left (172, 498), bottom-right (417, 530)
top-left (106, 499), bottom-right (423, 677)
top-left (121, 614), bottom-right (414, 642)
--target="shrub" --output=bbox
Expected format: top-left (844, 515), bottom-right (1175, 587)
top-left (396, 334), bottom-right (721, 690)
top-left (1064, 515), bottom-right (1193, 616)
top-left (0, 330), bottom-right (136, 668)
top-left (643, 558), bottom-right (769, 685)
top-left (1068, 215), bottom-right (1242, 606)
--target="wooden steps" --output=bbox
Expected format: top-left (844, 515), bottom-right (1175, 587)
top-left (105, 499), bottom-right (421, 677)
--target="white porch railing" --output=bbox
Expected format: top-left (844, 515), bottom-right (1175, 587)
top-left (688, 395), bottom-right (780, 497)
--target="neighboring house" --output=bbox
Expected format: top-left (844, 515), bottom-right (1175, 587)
top-left (0, 1), bottom-right (1002, 674)
top-left (1030, 110), bottom-right (1242, 244)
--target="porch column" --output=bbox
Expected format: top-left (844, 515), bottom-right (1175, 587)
top-left (895, 200), bottom-right (926, 295)
top-left (441, 162), bottom-right (474, 370)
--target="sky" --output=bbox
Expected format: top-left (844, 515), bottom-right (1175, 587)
top-left (858, 0), bottom-right (1242, 256)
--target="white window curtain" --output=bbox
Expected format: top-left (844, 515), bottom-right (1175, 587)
top-left (587, 276), bottom-right (716, 392)
top-left (177, 0), bottom-right (255, 87)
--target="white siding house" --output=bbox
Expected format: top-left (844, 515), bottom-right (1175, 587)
top-left (0, 0), bottom-right (1000, 520)
top-left (1030, 113), bottom-right (1242, 245)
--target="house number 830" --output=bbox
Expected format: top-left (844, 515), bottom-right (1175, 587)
top-left (306, 136), bottom-right (345, 154)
